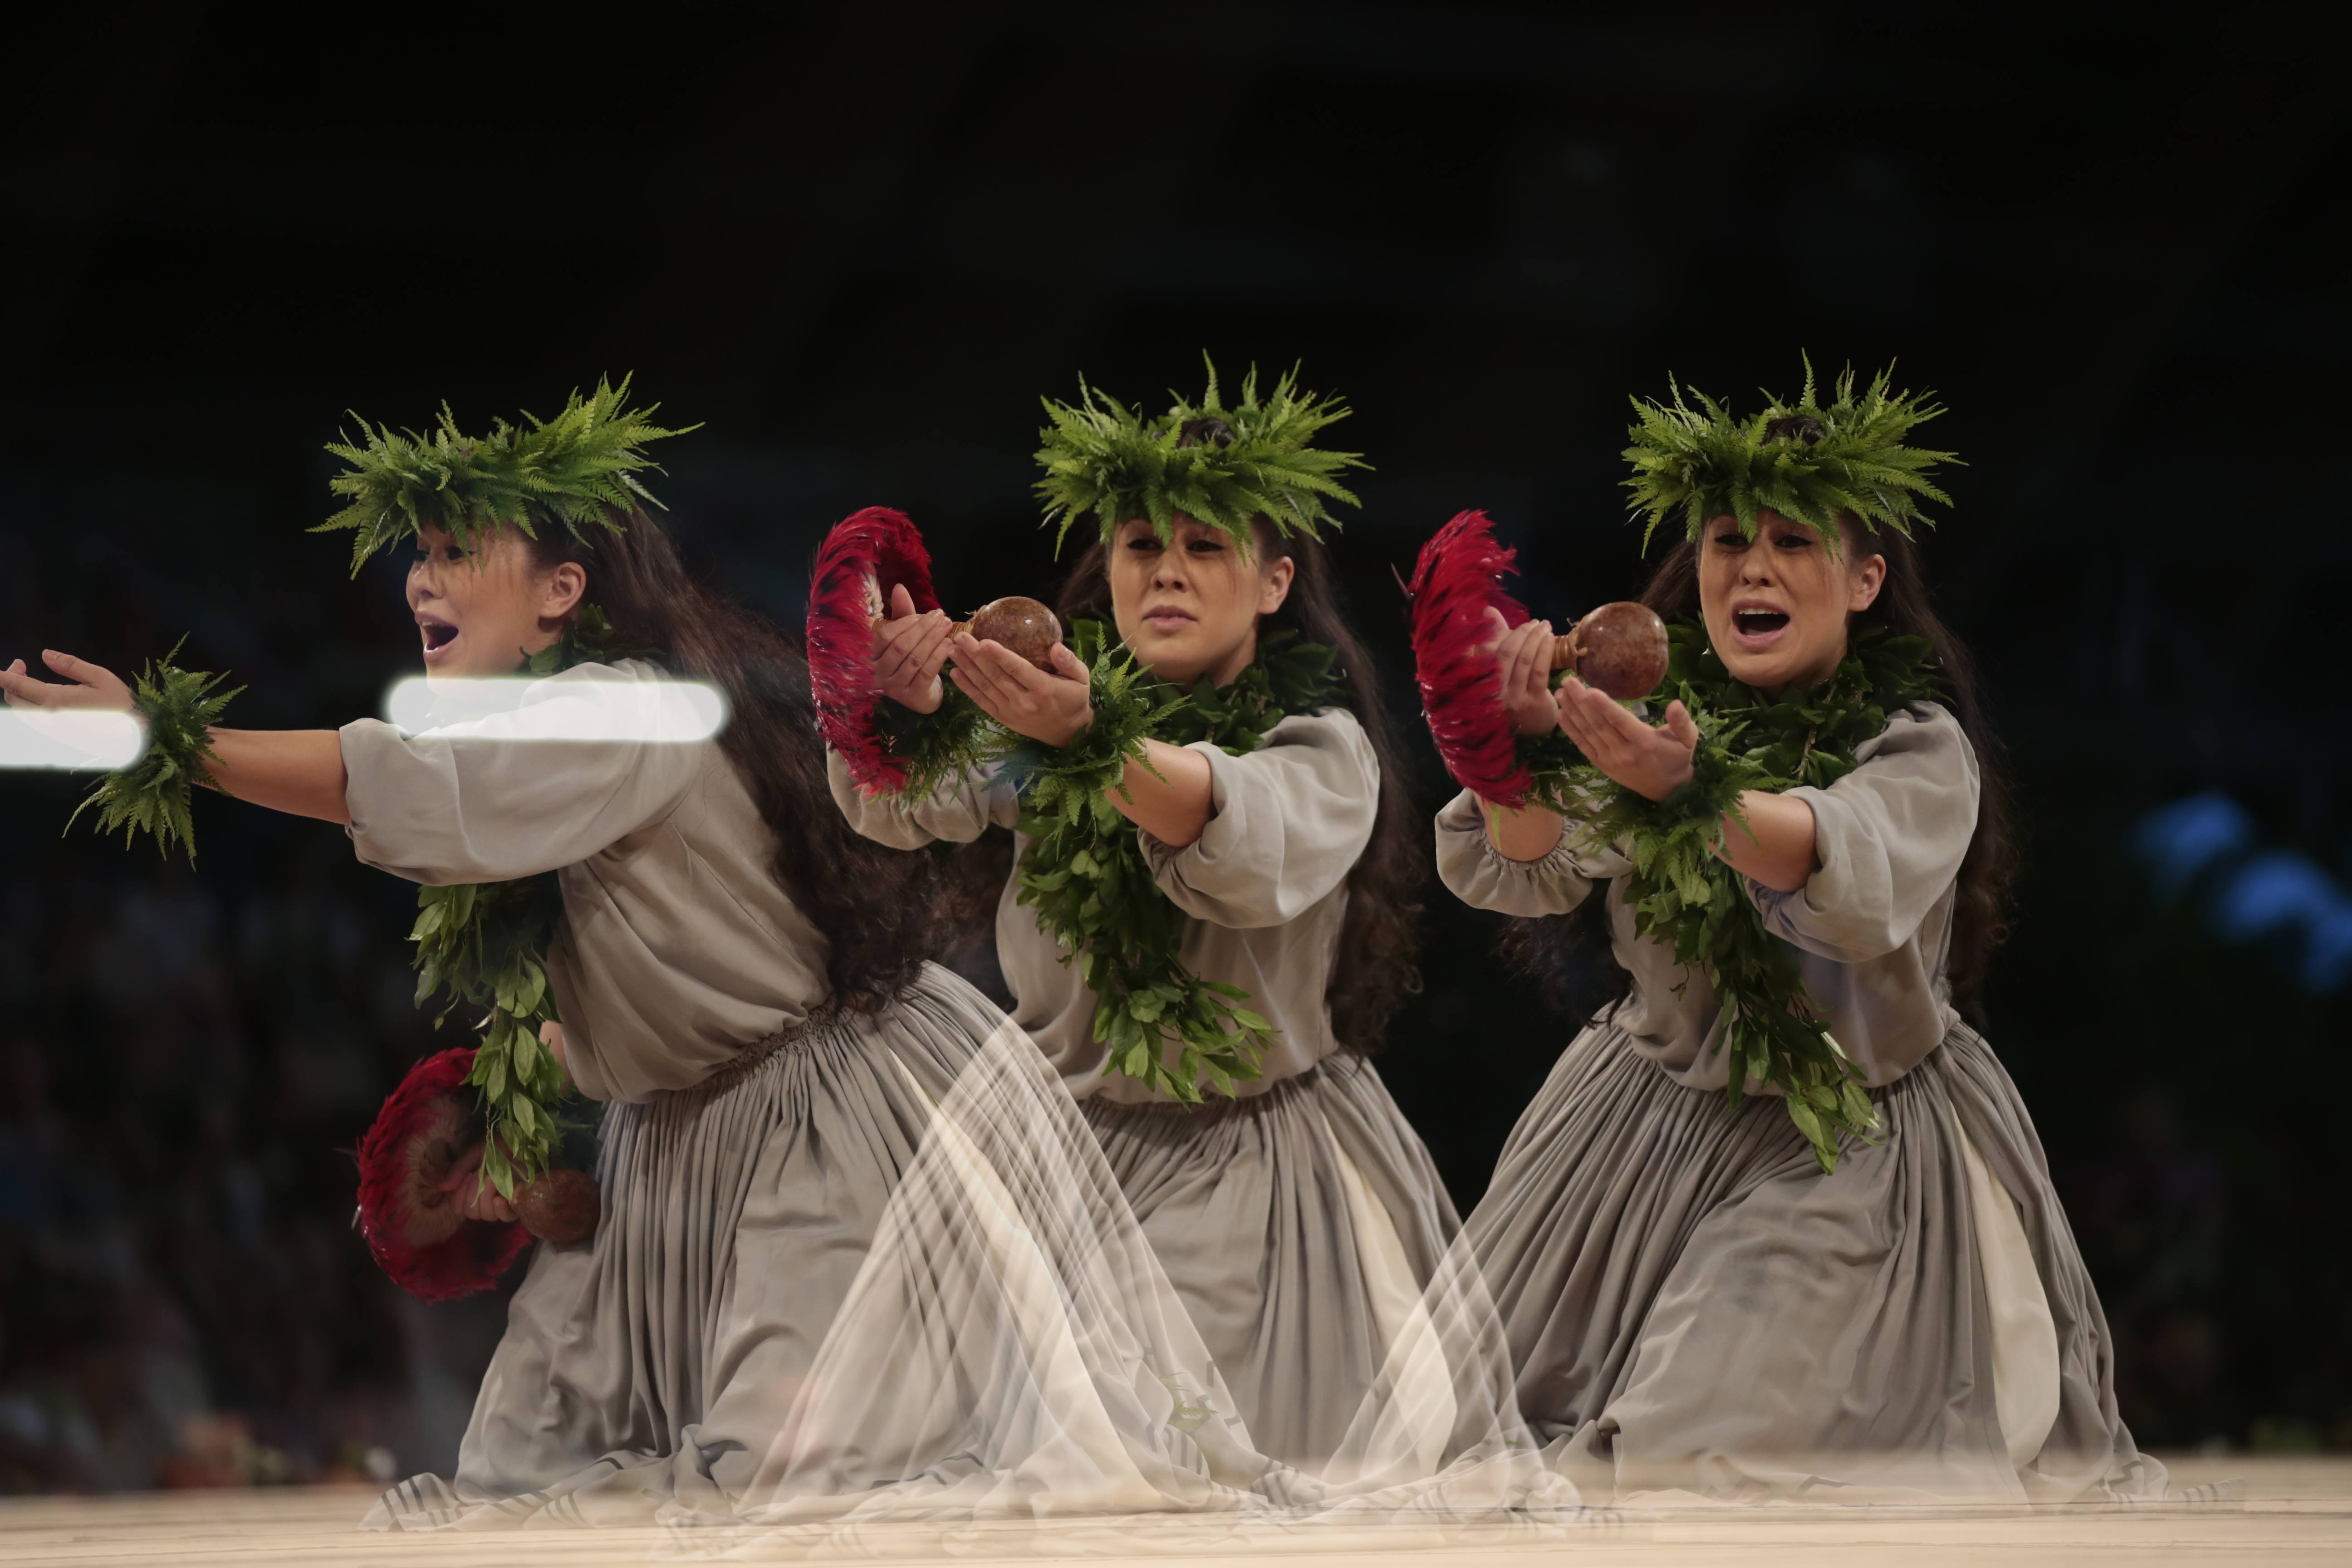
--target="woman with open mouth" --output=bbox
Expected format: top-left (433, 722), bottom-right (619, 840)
top-left (828, 366), bottom-right (1470, 1480)
top-left (1431, 366), bottom-right (2166, 1501)
top-left (0, 382), bottom-right (1286, 1535)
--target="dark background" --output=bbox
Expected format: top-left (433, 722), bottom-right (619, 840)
top-left (1, 0), bottom-right (2344, 1490)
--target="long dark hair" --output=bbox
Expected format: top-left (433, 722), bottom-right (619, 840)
top-left (1053, 526), bottom-right (1427, 1051)
top-left (521, 507), bottom-right (932, 1007)
top-left (1507, 523), bottom-right (2017, 1017)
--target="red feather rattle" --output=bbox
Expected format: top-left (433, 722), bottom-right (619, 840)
top-left (808, 506), bottom-right (1064, 794)
top-left (354, 1048), bottom-right (598, 1303)
top-left (1406, 510), bottom-right (1670, 809)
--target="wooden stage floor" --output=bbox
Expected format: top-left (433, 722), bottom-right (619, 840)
top-left (0, 1457), bottom-right (2342, 1567)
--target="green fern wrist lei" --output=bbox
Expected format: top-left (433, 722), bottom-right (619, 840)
top-left (1009, 623), bottom-right (1345, 1103)
top-left (68, 641), bottom-right (243, 865)
top-left (1542, 620), bottom-right (1942, 1172)
top-left (873, 689), bottom-right (1005, 805)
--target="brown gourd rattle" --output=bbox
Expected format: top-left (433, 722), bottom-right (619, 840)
top-left (949, 596), bottom-right (1065, 673)
top-left (1544, 600), bottom-right (1672, 702)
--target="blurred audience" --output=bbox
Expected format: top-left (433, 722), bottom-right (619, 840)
top-left (0, 835), bottom-right (511, 1493)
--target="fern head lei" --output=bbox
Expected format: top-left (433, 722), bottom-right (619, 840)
top-left (315, 374), bottom-right (699, 576)
top-left (1033, 358), bottom-right (1369, 560)
top-left (1622, 358), bottom-right (1961, 560)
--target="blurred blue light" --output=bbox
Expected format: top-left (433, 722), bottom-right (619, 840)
top-left (2213, 852), bottom-right (2343, 941)
top-left (2303, 908), bottom-right (2352, 993)
top-left (2134, 791), bottom-right (2352, 995)
top-left (2133, 790), bottom-right (2254, 892)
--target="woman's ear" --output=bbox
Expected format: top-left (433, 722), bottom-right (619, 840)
top-left (539, 560), bottom-right (589, 622)
top-left (1258, 554), bottom-right (1297, 616)
top-left (1847, 551), bottom-right (1887, 614)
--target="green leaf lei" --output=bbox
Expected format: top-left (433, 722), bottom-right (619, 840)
top-left (409, 606), bottom-right (648, 1198)
top-left (887, 621), bottom-right (1345, 1102)
top-left (67, 640), bottom-right (244, 864)
top-left (1520, 621), bottom-right (1942, 1172)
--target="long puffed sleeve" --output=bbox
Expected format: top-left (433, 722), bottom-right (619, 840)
top-left (1137, 710), bottom-right (1377, 930)
top-left (340, 661), bottom-right (705, 886)
top-left (1433, 786), bottom-right (1635, 917)
top-left (826, 748), bottom-right (1018, 850)
top-left (1748, 703), bottom-right (1980, 964)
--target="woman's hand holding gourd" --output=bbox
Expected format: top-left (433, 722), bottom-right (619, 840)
top-left (1485, 608), bottom-right (1562, 738)
top-left (870, 583), bottom-right (953, 715)
top-left (1480, 605), bottom-right (1697, 801)
top-left (436, 1140), bottom-right (520, 1225)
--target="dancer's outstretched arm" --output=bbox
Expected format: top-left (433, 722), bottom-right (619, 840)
top-left (3, 650), bottom-right (351, 823)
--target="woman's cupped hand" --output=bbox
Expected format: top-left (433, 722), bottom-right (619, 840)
top-left (949, 632), bottom-right (1093, 748)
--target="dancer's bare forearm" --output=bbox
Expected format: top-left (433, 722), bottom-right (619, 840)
top-left (206, 729), bottom-right (351, 824)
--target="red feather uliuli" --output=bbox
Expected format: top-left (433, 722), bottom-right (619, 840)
top-left (355, 1047), bottom-right (531, 1303)
top-left (807, 507), bottom-right (943, 795)
top-left (1406, 509), bottom-right (1540, 808)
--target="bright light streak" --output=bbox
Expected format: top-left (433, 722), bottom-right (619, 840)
top-left (382, 677), bottom-right (730, 743)
top-left (0, 710), bottom-right (148, 770)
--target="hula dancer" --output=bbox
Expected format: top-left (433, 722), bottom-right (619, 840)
top-left (823, 364), bottom-right (1453, 1474)
top-left (1423, 364), bottom-right (2164, 1499)
top-left (2, 381), bottom-right (1264, 1531)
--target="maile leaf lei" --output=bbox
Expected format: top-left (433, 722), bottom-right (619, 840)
top-left (1519, 621), bottom-right (1942, 1171)
top-left (409, 606), bottom-right (650, 1198)
top-left (1009, 621), bottom-right (1344, 1102)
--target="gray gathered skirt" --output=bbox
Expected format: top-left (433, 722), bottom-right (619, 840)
top-left (1083, 1054), bottom-right (1462, 1474)
top-left (1467, 1019), bottom-right (2168, 1503)
top-left (370, 965), bottom-right (1079, 1529)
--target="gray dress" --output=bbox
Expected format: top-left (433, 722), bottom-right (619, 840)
top-left (831, 708), bottom-right (1461, 1472)
top-left (342, 662), bottom-right (1237, 1528)
top-left (1436, 702), bottom-right (2166, 1502)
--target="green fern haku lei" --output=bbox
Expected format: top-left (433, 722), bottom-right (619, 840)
top-left (1034, 358), bottom-right (1367, 559)
top-left (1006, 622), bottom-right (1345, 1102)
top-left (1622, 358), bottom-right (1960, 559)
top-left (314, 375), bottom-right (696, 575)
top-left (1519, 622), bottom-right (1942, 1172)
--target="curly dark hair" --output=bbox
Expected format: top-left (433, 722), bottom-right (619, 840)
top-left (1505, 520), bottom-right (2016, 1020)
top-left (1052, 525), bottom-right (1427, 1052)
top-left (520, 506), bottom-right (934, 1007)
